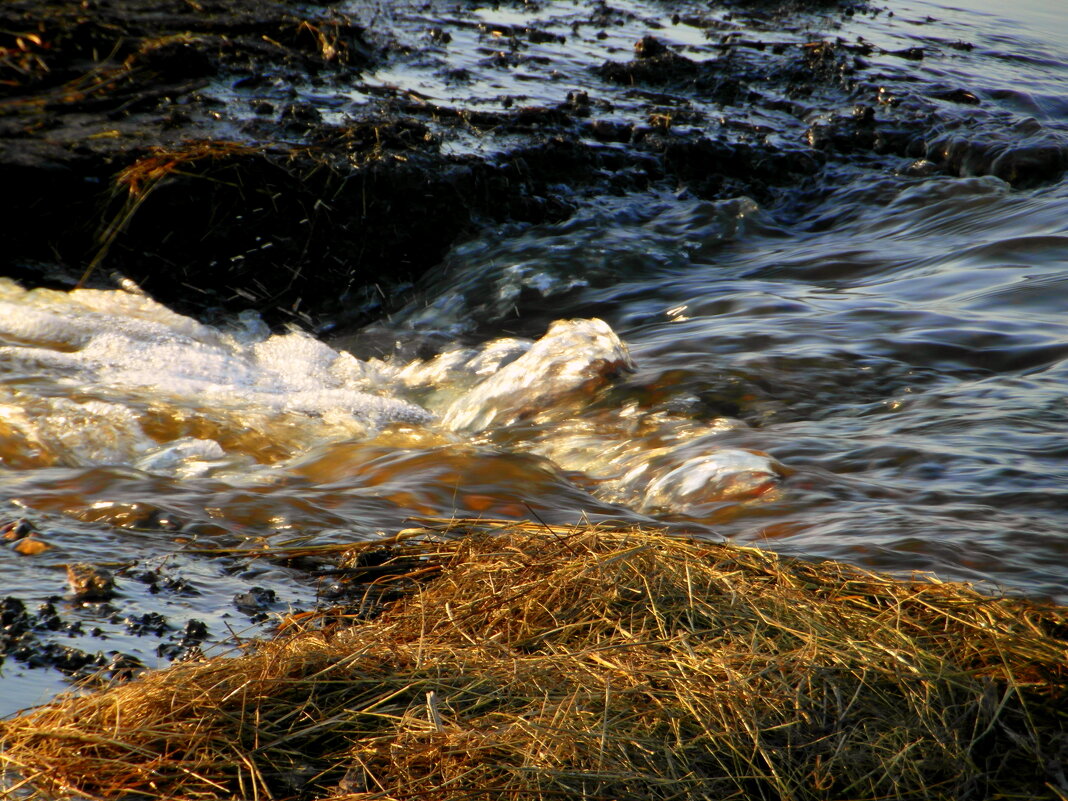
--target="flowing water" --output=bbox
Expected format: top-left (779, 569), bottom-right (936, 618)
top-left (2, 0), bottom-right (1068, 714)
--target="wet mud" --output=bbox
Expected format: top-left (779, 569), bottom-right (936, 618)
top-left (6, 0), bottom-right (1065, 330)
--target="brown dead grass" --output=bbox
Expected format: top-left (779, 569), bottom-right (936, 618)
top-left (2, 518), bottom-right (1067, 800)
top-left (114, 140), bottom-right (262, 199)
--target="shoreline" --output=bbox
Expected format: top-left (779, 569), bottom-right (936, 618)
top-left (6, 0), bottom-right (1064, 331)
top-left (3, 517), bottom-right (1066, 799)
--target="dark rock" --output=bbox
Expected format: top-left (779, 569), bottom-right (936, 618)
top-left (35, 602), bottom-right (63, 631)
top-left (235, 586), bottom-right (278, 617)
top-left (66, 563), bottom-right (117, 601)
top-left (1, 519), bottom-right (37, 541)
top-left (599, 51), bottom-right (701, 85)
top-left (124, 611), bottom-right (170, 637)
top-left (634, 36), bottom-right (670, 60)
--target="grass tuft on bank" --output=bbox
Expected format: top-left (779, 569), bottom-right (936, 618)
top-left (2, 518), bottom-right (1067, 800)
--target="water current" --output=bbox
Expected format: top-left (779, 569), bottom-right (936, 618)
top-left (2, 0), bottom-right (1068, 714)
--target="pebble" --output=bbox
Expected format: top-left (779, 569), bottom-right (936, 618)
top-left (66, 563), bottom-right (117, 602)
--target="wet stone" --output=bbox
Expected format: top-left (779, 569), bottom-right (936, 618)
top-left (1, 598), bottom-right (32, 655)
top-left (928, 87), bottom-right (982, 105)
top-left (40, 644), bottom-right (105, 676)
top-left (66, 563), bottom-right (117, 602)
top-left (156, 618), bottom-right (209, 659)
top-left (234, 586), bottom-right (279, 619)
top-left (1, 519), bottom-right (36, 540)
top-left (599, 50), bottom-right (701, 85)
top-left (35, 602), bottom-right (63, 632)
top-left (124, 612), bottom-right (170, 637)
top-left (182, 619), bottom-right (209, 642)
top-left (64, 620), bottom-right (84, 636)
top-left (11, 538), bottom-right (52, 555)
top-left (3, 518), bottom-right (52, 555)
top-left (134, 567), bottom-right (199, 595)
top-left (106, 652), bottom-right (146, 682)
top-left (634, 35), bottom-right (670, 59)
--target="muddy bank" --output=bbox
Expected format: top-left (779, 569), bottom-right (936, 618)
top-left (3, 520), bottom-right (1067, 800)
top-left (5, 0), bottom-right (1066, 329)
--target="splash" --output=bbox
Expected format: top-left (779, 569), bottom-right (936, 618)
top-left (0, 279), bottom-right (779, 515)
top-left (441, 318), bottom-right (636, 432)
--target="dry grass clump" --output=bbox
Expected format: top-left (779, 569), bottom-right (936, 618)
top-left (2, 518), bottom-right (1067, 800)
top-left (115, 141), bottom-right (263, 200)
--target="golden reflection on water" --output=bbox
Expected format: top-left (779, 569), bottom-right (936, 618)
top-left (0, 280), bottom-right (785, 552)
top-left (138, 406), bottom-right (317, 465)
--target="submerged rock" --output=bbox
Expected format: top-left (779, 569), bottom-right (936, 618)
top-left (66, 563), bottom-right (116, 602)
top-left (638, 448), bottom-right (782, 511)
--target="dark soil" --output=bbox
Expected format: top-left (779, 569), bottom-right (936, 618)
top-left (5, 0), bottom-right (1062, 331)
top-left (0, 0), bottom-right (968, 331)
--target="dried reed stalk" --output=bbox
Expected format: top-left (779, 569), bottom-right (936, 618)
top-left (2, 518), bottom-right (1066, 800)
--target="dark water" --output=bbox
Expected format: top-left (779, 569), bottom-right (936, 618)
top-left (368, 171), bottom-right (1068, 592)
top-left (2, 0), bottom-right (1067, 714)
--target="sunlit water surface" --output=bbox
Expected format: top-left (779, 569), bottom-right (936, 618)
top-left (2, 0), bottom-right (1067, 714)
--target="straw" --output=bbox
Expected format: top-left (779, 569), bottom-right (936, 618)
top-left (3, 518), bottom-right (1066, 800)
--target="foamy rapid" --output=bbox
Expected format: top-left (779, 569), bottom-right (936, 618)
top-left (0, 278), bottom-right (780, 513)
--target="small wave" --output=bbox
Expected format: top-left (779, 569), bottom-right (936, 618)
top-left (927, 124), bottom-right (1068, 185)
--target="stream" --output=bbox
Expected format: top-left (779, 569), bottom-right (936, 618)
top-left (1, 0), bottom-right (1067, 715)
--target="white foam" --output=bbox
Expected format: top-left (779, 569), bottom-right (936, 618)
top-left (0, 282), bottom-right (783, 514)
top-left (442, 318), bottom-right (635, 431)
top-left (0, 393), bottom-right (145, 466)
top-left (0, 284), bottom-right (432, 427)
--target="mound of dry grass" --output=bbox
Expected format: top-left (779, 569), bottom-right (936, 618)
top-left (2, 518), bottom-right (1067, 800)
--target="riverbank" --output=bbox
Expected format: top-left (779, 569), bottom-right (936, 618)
top-left (3, 518), bottom-right (1066, 800)
top-left (7, 0), bottom-right (1065, 330)
top-left (4, 0), bottom-right (1068, 770)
